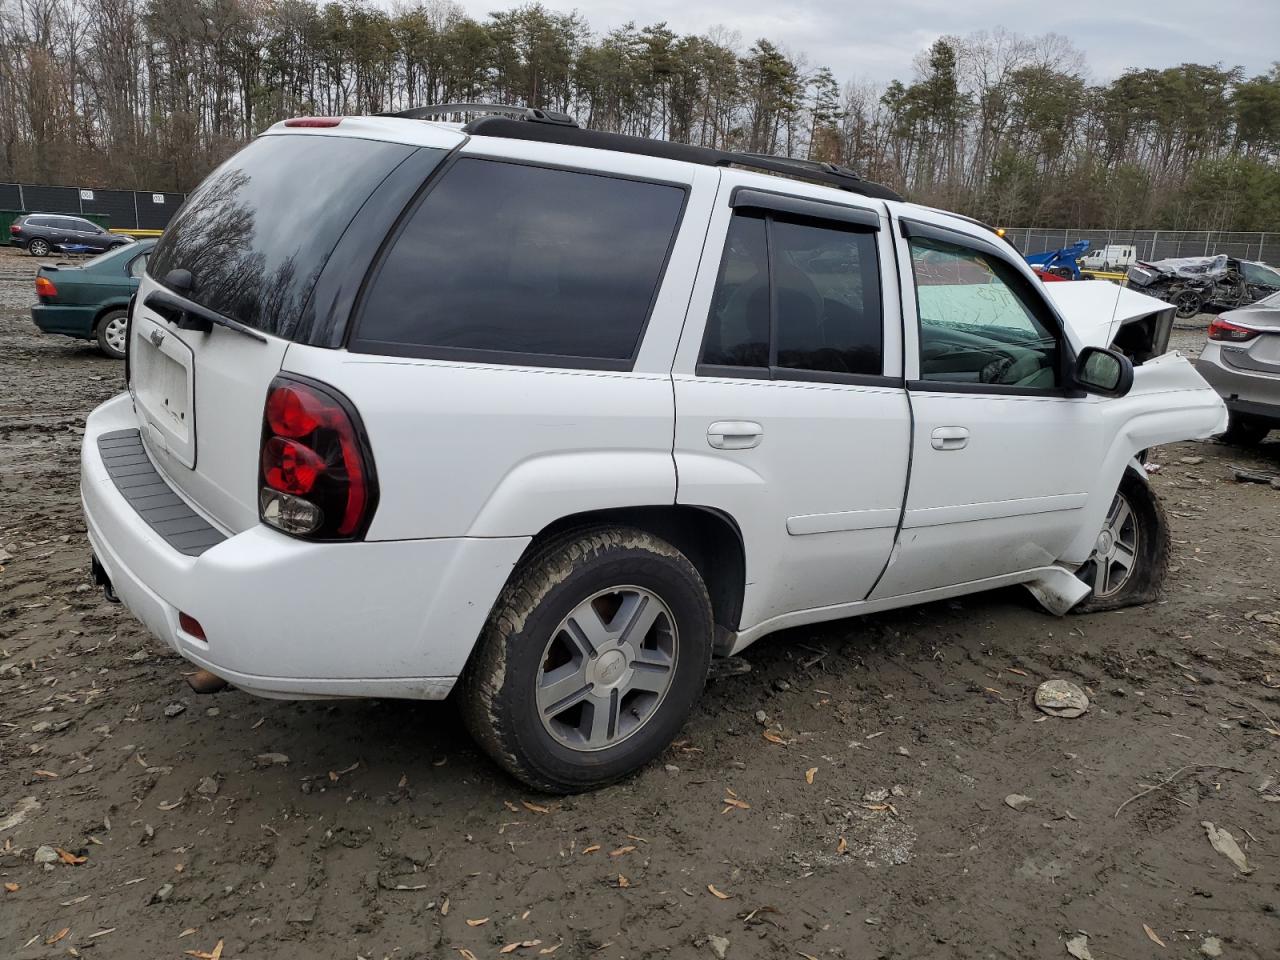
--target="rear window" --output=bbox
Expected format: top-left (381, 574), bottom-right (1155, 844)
top-left (351, 158), bottom-right (687, 368)
top-left (148, 134), bottom-right (419, 338)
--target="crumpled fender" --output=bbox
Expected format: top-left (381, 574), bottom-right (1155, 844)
top-left (1059, 351), bottom-right (1226, 565)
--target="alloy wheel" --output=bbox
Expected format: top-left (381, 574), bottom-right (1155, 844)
top-left (1078, 491), bottom-right (1140, 598)
top-left (103, 315), bottom-right (128, 355)
top-left (535, 586), bottom-right (678, 752)
top-left (29, 239), bottom-right (50, 257)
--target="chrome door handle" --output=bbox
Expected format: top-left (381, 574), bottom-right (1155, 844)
top-left (708, 421), bottom-right (763, 450)
top-left (930, 426), bottom-right (969, 451)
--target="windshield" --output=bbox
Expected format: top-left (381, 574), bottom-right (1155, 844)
top-left (148, 134), bottom-right (422, 339)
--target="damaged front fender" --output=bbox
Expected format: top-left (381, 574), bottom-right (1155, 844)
top-left (1058, 351), bottom-right (1226, 567)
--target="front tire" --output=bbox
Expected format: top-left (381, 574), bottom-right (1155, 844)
top-left (95, 309), bottom-right (128, 359)
top-left (1073, 471), bottom-right (1170, 613)
top-left (461, 526), bottom-right (714, 793)
top-left (27, 238), bottom-right (51, 257)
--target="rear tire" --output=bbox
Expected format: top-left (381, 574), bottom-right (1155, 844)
top-left (460, 526), bottom-right (714, 793)
top-left (95, 309), bottom-right (128, 360)
top-left (1221, 412), bottom-right (1270, 446)
top-left (27, 238), bottom-right (50, 257)
top-left (1073, 471), bottom-right (1170, 614)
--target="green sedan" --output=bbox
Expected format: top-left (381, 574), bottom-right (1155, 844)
top-left (32, 239), bottom-right (156, 359)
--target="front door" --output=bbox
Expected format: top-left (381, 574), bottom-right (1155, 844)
top-left (871, 212), bottom-right (1105, 599)
top-left (673, 177), bottom-right (912, 634)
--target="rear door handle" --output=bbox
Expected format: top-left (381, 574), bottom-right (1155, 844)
top-left (930, 426), bottom-right (969, 451)
top-left (708, 421), bottom-right (763, 450)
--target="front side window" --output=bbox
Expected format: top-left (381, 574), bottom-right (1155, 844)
top-left (353, 158), bottom-right (686, 366)
top-left (701, 210), bottom-right (883, 377)
top-left (910, 236), bottom-right (1061, 389)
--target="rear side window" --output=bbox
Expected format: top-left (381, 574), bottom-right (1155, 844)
top-left (701, 210), bottom-right (883, 377)
top-left (351, 158), bottom-right (686, 368)
top-left (149, 134), bottom-right (421, 339)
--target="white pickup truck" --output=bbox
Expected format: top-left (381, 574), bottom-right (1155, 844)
top-left (81, 106), bottom-right (1226, 791)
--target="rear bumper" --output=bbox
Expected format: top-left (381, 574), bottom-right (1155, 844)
top-left (82, 392), bottom-right (528, 700)
top-left (1195, 348), bottom-right (1280, 423)
top-left (32, 303), bottom-right (94, 337)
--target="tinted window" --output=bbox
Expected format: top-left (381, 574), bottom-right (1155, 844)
top-left (701, 211), bottom-right (882, 376)
top-left (910, 236), bottom-right (1060, 389)
top-left (772, 219), bottom-right (881, 374)
top-left (149, 134), bottom-right (422, 337)
top-left (354, 159), bottom-right (685, 365)
top-left (701, 213), bottom-right (769, 368)
top-left (53, 218), bottom-right (81, 231)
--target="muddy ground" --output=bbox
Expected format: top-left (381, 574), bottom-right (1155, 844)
top-left (1, 243), bottom-right (1277, 960)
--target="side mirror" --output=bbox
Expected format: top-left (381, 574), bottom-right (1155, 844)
top-left (1074, 346), bottom-right (1133, 398)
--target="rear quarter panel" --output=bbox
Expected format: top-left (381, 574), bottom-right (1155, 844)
top-left (279, 349), bottom-right (679, 540)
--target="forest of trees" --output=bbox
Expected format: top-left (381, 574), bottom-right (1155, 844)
top-left (2, 0), bottom-right (1279, 230)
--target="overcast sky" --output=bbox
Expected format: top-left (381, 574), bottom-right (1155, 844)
top-left (447, 0), bottom-right (1278, 84)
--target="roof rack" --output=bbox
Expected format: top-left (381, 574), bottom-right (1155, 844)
top-left (380, 102), bottom-right (577, 126)
top-left (382, 103), bottom-right (902, 202)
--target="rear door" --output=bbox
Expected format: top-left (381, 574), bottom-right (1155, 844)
top-left (52, 218), bottom-right (80, 247)
top-left (673, 175), bottom-right (910, 633)
top-left (128, 128), bottom-right (451, 532)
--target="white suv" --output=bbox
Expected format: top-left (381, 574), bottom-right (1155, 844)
top-left (81, 105), bottom-right (1226, 792)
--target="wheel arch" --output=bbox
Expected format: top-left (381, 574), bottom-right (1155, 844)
top-left (517, 505), bottom-right (747, 635)
top-left (92, 301), bottom-right (130, 329)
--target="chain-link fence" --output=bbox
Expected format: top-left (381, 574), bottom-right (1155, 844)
top-left (1005, 228), bottom-right (1278, 265)
top-left (0, 182), bottom-right (185, 231)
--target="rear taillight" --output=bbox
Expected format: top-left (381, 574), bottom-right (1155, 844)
top-left (1208, 317), bottom-right (1259, 343)
top-left (178, 612), bottom-right (207, 641)
top-left (284, 116), bottom-right (343, 127)
top-left (8, 223), bottom-right (19, 235)
top-left (35, 276), bottom-right (57, 298)
top-left (258, 376), bottom-right (377, 540)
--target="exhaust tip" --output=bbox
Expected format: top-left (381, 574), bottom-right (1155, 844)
top-left (186, 669), bottom-right (229, 695)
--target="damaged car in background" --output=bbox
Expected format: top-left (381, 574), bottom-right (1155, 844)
top-left (1127, 255), bottom-right (1280, 319)
top-left (81, 108), bottom-right (1228, 791)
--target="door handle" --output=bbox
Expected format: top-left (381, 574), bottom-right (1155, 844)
top-left (930, 426), bottom-right (969, 451)
top-left (708, 421), bottom-right (763, 450)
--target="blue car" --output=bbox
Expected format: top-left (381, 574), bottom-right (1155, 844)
top-left (31, 239), bottom-right (156, 358)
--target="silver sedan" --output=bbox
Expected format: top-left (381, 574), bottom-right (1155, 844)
top-left (1195, 290), bottom-right (1280, 444)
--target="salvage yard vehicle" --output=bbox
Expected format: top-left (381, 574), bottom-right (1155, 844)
top-left (81, 105), bottom-right (1227, 792)
top-left (1127, 255), bottom-right (1280, 319)
top-left (1024, 239), bottom-right (1089, 280)
top-left (1080, 244), bottom-right (1137, 272)
top-left (10, 213), bottom-right (135, 257)
top-left (1194, 290), bottom-right (1280, 445)
top-left (32, 239), bottom-right (157, 359)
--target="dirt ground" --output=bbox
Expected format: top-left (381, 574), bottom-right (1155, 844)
top-left (1, 243), bottom-right (1278, 960)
